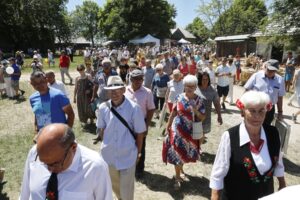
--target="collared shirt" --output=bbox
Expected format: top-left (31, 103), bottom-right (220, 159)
top-left (19, 144), bottom-right (113, 200)
top-left (124, 86), bottom-right (155, 118)
top-left (209, 122), bottom-right (285, 190)
top-left (94, 70), bottom-right (118, 103)
top-left (167, 79), bottom-right (184, 103)
top-left (215, 65), bottom-right (231, 86)
top-left (49, 80), bottom-right (68, 97)
top-left (227, 63), bottom-right (237, 83)
top-left (97, 97), bottom-right (146, 170)
top-left (142, 66), bottom-right (155, 89)
top-left (244, 70), bottom-right (285, 104)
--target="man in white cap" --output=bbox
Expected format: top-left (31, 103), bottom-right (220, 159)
top-left (94, 75), bottom-right (146, 200)
top-left (91, 58), bottom-right (118, 105)
top-left (244, 59), bottom-right (285, 125)
top-left (124, 69), bottom-right (155, 178)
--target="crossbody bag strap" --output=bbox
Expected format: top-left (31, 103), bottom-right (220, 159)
top-left (109, 104), bottom-right (136, 140)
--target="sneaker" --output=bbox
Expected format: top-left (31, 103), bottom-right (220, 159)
top-left (222, 102), bottom-right (226, 110)
top-left (292, 114), bottom-right (297, 123)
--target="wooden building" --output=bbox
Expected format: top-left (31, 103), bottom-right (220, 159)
top-left (214, 34), bottom-right (256, 57)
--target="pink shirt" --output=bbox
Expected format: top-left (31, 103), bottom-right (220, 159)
top-left (125, 86), bottom-right (155, 118)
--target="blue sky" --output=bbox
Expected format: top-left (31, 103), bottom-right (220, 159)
top-left (67, 0), bottom-right (272, 28)
top-left (66, 0), bottom-right (199, 28)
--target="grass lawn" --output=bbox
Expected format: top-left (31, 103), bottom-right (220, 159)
top-left (0, 56), bottom-right (97, 199)
top-left (20, 55), bottom-right (84, 74)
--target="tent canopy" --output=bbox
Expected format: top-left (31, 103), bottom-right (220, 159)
top-left (129, 34), bottom-right (160, 47)
top-left (178, 38), bottom-right (191, 44)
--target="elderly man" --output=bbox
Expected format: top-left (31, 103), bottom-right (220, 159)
top-left (45, 70), bottom-right (68, 97)
top-left (161, 51), bottom-right (175, 76)
top-left (125, 69), bottom-right (155, 178)
top-left (142, 59), bottom-right (155, 89)
top-left (94, 75), bottom-right (146, 200)
top-left (91, 58), bottom-right (118, 105)
top-left (19, 123), bottom-right (113, 200)
top-left (59, 50), bottom-right (72, 84)
top-left (30, 71), bottom-right (74, 141)
top-left (244, 59), bottom-right (285, 125)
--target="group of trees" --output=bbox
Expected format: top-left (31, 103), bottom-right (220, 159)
top-left (0, 0), bottom-right (176, 52)
top-left (1, 0), bottom-right (300, 52)
top-left (187, 0), bottom-right (300, 46)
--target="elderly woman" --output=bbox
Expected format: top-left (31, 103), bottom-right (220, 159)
top-left (152, 63), bottom-right (170, 118)
top-left (163, 75), bottom-right (205, 189)
top-left (73, 64), bottom-right (95, 126)
top-left (165, 69), bottom-right (184, 112)
top-left (210, 90), bottom-right (286, 200)
top-left (196, 72), bottom-right (222, 145)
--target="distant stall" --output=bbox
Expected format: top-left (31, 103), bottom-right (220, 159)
top-left (214, 34), bottom-right (256, 58)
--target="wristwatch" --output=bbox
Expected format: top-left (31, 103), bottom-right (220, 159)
top-left (138, 153), bottom-right (142, 158)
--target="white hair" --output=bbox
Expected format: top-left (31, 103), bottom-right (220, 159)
top-left (183, 75), bottom-right (198, 86)
top-left (240, 91), bottom-right (270, 108)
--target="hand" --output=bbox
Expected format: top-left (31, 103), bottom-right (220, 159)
top-left (93, 136), bottom-right (102, 144)
top-left (217, 116), bottom-right (223, 125)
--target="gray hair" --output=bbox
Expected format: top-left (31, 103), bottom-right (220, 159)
top-left (183, 74), bottom-right (198, 86)
top-left (30, 71), bottom-right (46, 81)
top-left (240, 91), bottom-right (270, 109)
top-left (59, 125), bottom-right (75, 148)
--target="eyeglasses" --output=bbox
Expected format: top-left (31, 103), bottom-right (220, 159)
top-left (35, 143), bottom-right (73, 168)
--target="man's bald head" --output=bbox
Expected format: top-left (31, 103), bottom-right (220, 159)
top-left (37, 124), bottom-right (75, 152)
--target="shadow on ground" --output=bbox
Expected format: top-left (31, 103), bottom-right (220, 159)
top-left (82, 123), bottom-right (97, 134)
top-left (283, 157), bottom-right (300, 177)
top-left (139, 171), bottom-right (210, 200)
top-left (0, 182), bottom-right (9, 200)
top-left (200, 152), bottom-right (216, 165)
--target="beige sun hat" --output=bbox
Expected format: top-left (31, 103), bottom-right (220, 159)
top-left (104, 76), bottom-right (124, 90)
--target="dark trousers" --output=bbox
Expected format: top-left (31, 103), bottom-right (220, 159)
top-left (136, 137), bottom-right (146, 173)
top-left (154, 95), bottom-right (165, 110)
top-left (264, 105), bottom-right (275, 125)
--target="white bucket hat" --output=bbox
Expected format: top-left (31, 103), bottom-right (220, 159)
top-left (104, 76), bottom-right (125, 90)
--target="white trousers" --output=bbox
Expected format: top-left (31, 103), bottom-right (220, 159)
top-left (4, 77), bottom-right (15, 97)
top-left (228, 79), bottom-right (234, 104)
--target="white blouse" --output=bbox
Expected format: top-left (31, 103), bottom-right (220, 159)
top-left (210, 122), bottom-right (285, 190)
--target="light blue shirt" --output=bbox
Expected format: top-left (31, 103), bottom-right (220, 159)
top-left (97, 97), bottom-right (146, 170)
top-left (244, 70), bottom-right (285, 104)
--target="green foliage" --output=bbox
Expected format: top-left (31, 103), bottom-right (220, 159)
top-left (99, 0), bottom-right (176, 41)
top-left (0, 0), bottom-right (69, 52)
top-left (264, 0), bottom-right (300, 47)
top-left (212, 0), bottom-right (267, 36)
top-left (186, 17), bottom-right (210, 44)
top-left (71, 0), bottom-right (101, 46)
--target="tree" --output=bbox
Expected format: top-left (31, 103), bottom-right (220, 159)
top-left (99, 0), bottom-right (176, 41)
top-left (71, 0), bottom-right (101, 46)
top-left (0, 0), bottom-right (69, 52)
top-left (197, 0), bottom-right (233, 35)
top-left (212, 0), bottom-right (267, 36)
top-left (186, 17), bottom-right (210, 44)
top-left (264, 0), bottom-right (300, 48)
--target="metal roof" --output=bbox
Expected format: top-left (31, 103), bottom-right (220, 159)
top-left (214, 34), bottom-right (251, 41)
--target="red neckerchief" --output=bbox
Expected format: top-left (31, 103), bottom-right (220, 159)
top-left (249, 139), bottom-right (264, 154)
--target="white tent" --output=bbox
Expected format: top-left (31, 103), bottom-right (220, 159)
top-left (178, 38), bottom-right (191, 44)
top-left (129, 34), bottom-right (160, 47)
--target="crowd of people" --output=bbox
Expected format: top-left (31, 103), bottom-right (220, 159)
top-left (1, 44), bottom-right (299, 199)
